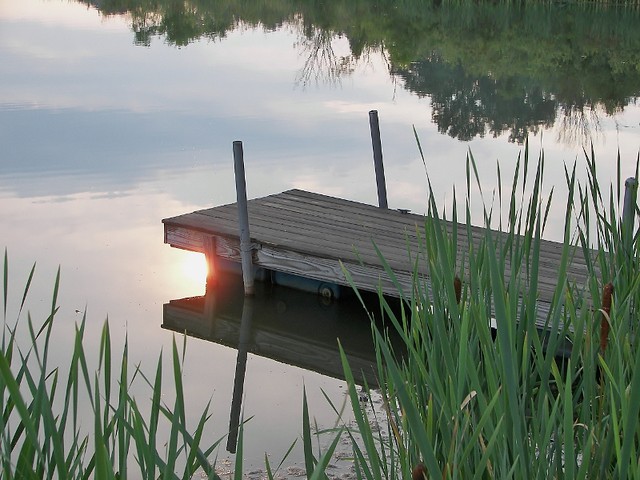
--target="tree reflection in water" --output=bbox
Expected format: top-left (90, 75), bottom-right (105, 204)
top-left (77, 0), bottom-right (640, 145)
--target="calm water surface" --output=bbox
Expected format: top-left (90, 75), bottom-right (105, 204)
top-left (1, 0), bottom-right (639, 474)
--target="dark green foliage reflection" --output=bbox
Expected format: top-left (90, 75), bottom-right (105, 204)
top-left (77, 0), bottom-right (640, 144)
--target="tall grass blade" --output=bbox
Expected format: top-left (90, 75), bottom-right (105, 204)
top-left (302, 386), bottom-right (317, 477)
top-left (369, 329), bottom-right (441, 478)
top-left (619, 337), bottom-right (640, 479)
top-left (3, 248), bottom-right (7, 321)
top-left (233, 416), bottom-right (244, 480)
top-left (18, 262), bottom-right (36, 320)
top-left (1, 255), bottom-right (223, 479)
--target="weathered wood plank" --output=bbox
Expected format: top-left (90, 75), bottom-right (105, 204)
top-left (276, 190), bottom-right (592, 261)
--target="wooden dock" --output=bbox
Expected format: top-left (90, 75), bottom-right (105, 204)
top-left (163, 188), bottom-right (592, 331)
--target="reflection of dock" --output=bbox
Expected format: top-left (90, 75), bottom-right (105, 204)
top-left (163, 270), bottom-right (398, 453)
top-left (163, 188), bottom-right (592, 330)
top-left (162, 270), bottom-right (394, 387)
top-left (162, 271), bottom-right (401, 453)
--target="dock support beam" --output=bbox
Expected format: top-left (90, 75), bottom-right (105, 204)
top-left (233, 140), bottom-right (255, 296)
top-left (204, 236), bottom-right (216, 286)
top-left (369, 110), bottom-right (388, 209)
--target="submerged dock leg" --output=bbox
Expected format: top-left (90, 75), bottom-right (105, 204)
top-left (369, 110), bottom-right (388, 209)
top-left (233, 140), bottom-right (255, 296)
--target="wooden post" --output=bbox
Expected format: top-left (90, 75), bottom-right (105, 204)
top-left (622, 177), bottom-right (637, 256)
top-left (204, 236), bottom-right (217, 327)
top-left (369, 110), bottom-right (388, 209)
top-left (233, 141), bottom-right (254, 296)
top-left (204, 235), bottom-right (217, 286)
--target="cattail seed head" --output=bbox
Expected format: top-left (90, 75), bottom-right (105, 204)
top-left (600, 282), bottom-right (614, 354)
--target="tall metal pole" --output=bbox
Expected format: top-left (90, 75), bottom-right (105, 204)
top-left (369, 110), bottom-right (388, 209)
top-left (233, 141), bottom-right (254, 296)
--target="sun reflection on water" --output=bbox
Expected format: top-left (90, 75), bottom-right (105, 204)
top-left (178, 250), bottom-right (208, 290)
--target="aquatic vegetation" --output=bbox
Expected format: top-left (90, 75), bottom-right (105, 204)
top-left (0, 250), bottom-right (223, 479)
top-left (330, 145), bottom-right (640, 478)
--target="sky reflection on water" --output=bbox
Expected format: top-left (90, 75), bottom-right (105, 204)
top-left (1, 0), bottom-right (640, 473)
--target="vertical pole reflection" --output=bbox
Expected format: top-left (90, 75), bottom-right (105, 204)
top-left (226, 295), bottom-right (254, 453)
